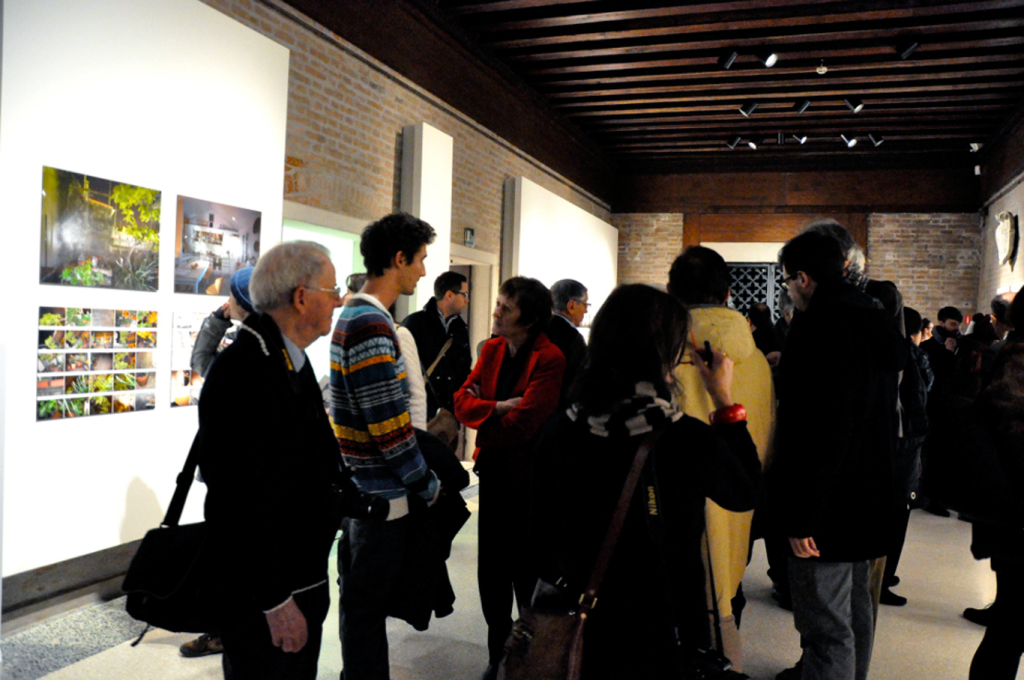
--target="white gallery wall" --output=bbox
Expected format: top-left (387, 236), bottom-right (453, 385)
top-left (504, 177), bottom-right (618, 328)
top-left (400, 122), bottom-right (453, 319)
top-left (0, 0), bottom-right (290, 577)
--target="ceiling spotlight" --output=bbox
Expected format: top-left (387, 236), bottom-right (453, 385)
top-left (757, 51), bottom-right (778, 68)
top-left (816, 59), bottom-right (828, 75)
top-left (970, 142), bottom-right (983, 152)
top-left (897, 41), bottom-right (920, 60)
top-left (727, 136), bottom-right (742, 149)
top-left (844, 98), bottom-right (864, 113)
top-left (778, 133), bottom-right (785, 145)
top-left (841, 134), bottom-right (858, 148)
top-left (748, 138), bottom-right (759, 150)
top-left (868, 134), bottom-right (884, 147)
top-left (793, 100), bottom-right (811, 114)
top-left (718, 51), bottom-right (739, 70)
top-left (791, 134), bottom-right (808, 145)
top-left (739, 102), bottom-right (759, 117)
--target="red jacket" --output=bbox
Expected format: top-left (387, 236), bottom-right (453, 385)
top-left (455, 333), bottom-right (565, 469)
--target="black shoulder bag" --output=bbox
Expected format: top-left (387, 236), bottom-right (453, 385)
top-left (497, 429), bottom-right (662, 680)
top-left (122, 432), bottom-right (219, 640)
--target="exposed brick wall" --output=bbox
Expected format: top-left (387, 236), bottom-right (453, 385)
top-left (202, 0), bottom-right (610, 258)
top-left (613, 213), bottom-right (684, 286)
top-left (978, 179), bottom-right (1024, 304)
top-left (866, 213), bottom-right (981, 318)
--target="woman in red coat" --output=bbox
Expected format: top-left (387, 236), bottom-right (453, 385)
top-left (454, 276), bottom-right (565, 680)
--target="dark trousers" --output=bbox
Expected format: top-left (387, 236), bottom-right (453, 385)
top-left (221, 582), bottom-right (330, 680)
top-left (337, 514), bottom-right (412, 680)
top-left (477, 469), bottom-right (536, 664)
top-left (970, 561), bottom-right (1024, 680)
top-left (883, 505), bottom-right (911, 586)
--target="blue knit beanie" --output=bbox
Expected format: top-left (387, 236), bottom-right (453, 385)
top-left (229, 267), bottom-right (255, 314)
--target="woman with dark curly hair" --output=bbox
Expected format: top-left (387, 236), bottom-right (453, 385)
top-left (530, 284), bottom-right (764, 679)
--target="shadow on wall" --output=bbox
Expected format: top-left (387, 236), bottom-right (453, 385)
top-left (120, 477), bottom-right (163, 543)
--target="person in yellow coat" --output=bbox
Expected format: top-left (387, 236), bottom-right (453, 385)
top-left (668, 246), bottom-right (776, 672)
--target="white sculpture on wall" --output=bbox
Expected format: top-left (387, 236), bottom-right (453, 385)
top-left (995, 211), bottom-right (1019, 271)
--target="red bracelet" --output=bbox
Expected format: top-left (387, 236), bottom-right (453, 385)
top-left (710, 404), bottom-right (747, 425)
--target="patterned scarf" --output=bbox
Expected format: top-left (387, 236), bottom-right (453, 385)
top-left (568, 381), bottom-right (682, 438)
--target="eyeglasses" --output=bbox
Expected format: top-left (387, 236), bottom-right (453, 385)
top-left (308, 286), bottom-right (342, 299)
top-left (781, 273), bottom-right (797, 288)
top-left (455, 291), bottom-right (469, 298)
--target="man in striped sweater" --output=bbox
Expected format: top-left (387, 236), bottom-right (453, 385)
top-left (329, 213), bottom-right (439, 680)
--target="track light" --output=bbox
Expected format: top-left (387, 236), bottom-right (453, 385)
top-left (793, 100), bottom-right (811, 114)
top-left (897, 41), bottom-right (919, 60)
top-left (841, 134), bottom-right (857, 148)
top-left (844, 98), bottom-right (864, 113)
top-left (748, 138), bottom-right (760, 150)
top-left (739, 102), bottom-right (758, 117)
top-left (868, 134), bottom-right (884, 147)
top-left (970, 142), bottom-right (983, 152)
top-left (778, 133), bottom-right (785, 145)
top-left (718, 51), bottom-right (738, 70)
top-left (757, 51), bottom-right (778, 68)
top-left (791, 134), bottom-right (807, 145)
top-left (727, 136), bottom-right (742, 149)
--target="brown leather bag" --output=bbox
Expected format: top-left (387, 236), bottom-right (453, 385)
top-left (496, 430), bottom-right (661, 680)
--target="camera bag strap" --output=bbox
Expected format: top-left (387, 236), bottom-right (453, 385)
top-left (578, 428), bottom-right (662, 615)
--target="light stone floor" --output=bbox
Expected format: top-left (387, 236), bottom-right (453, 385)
top-left (6, 505), bottom-right (1020, 680)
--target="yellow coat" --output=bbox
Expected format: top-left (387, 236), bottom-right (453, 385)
top-left (672, 305), bottom-right (775, 626)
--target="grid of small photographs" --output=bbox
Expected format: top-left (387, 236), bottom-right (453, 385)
top-left (37, 306), bottom-right (157, 421)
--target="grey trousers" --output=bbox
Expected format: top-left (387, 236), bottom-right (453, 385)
top-left (789, 558), bottom-right (874, 680)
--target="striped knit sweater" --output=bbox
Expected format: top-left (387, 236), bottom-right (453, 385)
top-left (329, 294), bottom-right (435, 500)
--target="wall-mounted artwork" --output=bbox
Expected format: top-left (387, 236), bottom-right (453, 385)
top-left (39, 166), bottom-right (161, 291)
top-left (996, 211), bottom-right (1019, 271)
top-left (174, 195), bottom-right (261, 295)
top-left (170, 311), bottom-right (210, 406)
top-left (36, 306), bottom-right (158, 420)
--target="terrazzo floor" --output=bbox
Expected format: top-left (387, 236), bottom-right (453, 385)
top-left (3, 502), bottom-right (1018, 680)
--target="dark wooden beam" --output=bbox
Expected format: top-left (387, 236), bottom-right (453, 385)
top-left (503, 20), bottom-right (1024, 61)
top-left (615, 168), bottom-right (980, 213)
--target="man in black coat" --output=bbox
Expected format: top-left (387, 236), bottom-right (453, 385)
top-left (545, 279), bottom-right (589, 409)
top-left (401, 271), bottom-right (471, 418)
top-left (197, 241), bottom-right (349, 680)
top-left (772, 231), bottom-right (906, 680)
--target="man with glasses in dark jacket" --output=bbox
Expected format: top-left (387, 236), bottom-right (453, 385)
top-left (771, 230), bottom-right (907, 680)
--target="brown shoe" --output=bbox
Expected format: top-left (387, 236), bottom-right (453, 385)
top-left (179, 633), bottom-right (223, 657)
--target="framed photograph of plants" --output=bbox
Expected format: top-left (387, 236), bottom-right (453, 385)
top-left (36, 306), bottom-right (159, 421)
top-left (39, 167), bottom-right (161, 292)
top-left (174, 195), bottom-right (260, 295)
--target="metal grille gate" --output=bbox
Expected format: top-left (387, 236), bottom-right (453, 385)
top-left (728, 263), bottom-right (784, 321)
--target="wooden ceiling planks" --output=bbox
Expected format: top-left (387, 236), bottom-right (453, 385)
top-left (427, 0), bottom-right (1024, 171)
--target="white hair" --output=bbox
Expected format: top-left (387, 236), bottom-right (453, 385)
top-left (250, 241), bottom-right (331, 312)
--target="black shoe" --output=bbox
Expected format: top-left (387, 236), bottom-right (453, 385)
top-left (880, 588), bottom-right (907, 606)
top-left (179, 633), bottom-right (223, 657)
top-left (924, 501), bottom-right (951, 517)
top-left (775, 659), bottom-right (802, 680)
top-left (886, 575), bottom-right (901, 587)
top-left (963, 605), bottom-right (997, 626)
top-left (771, 587), bottom-right (793, 611)
top-left (479, 664), bottom-right (498, 680)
